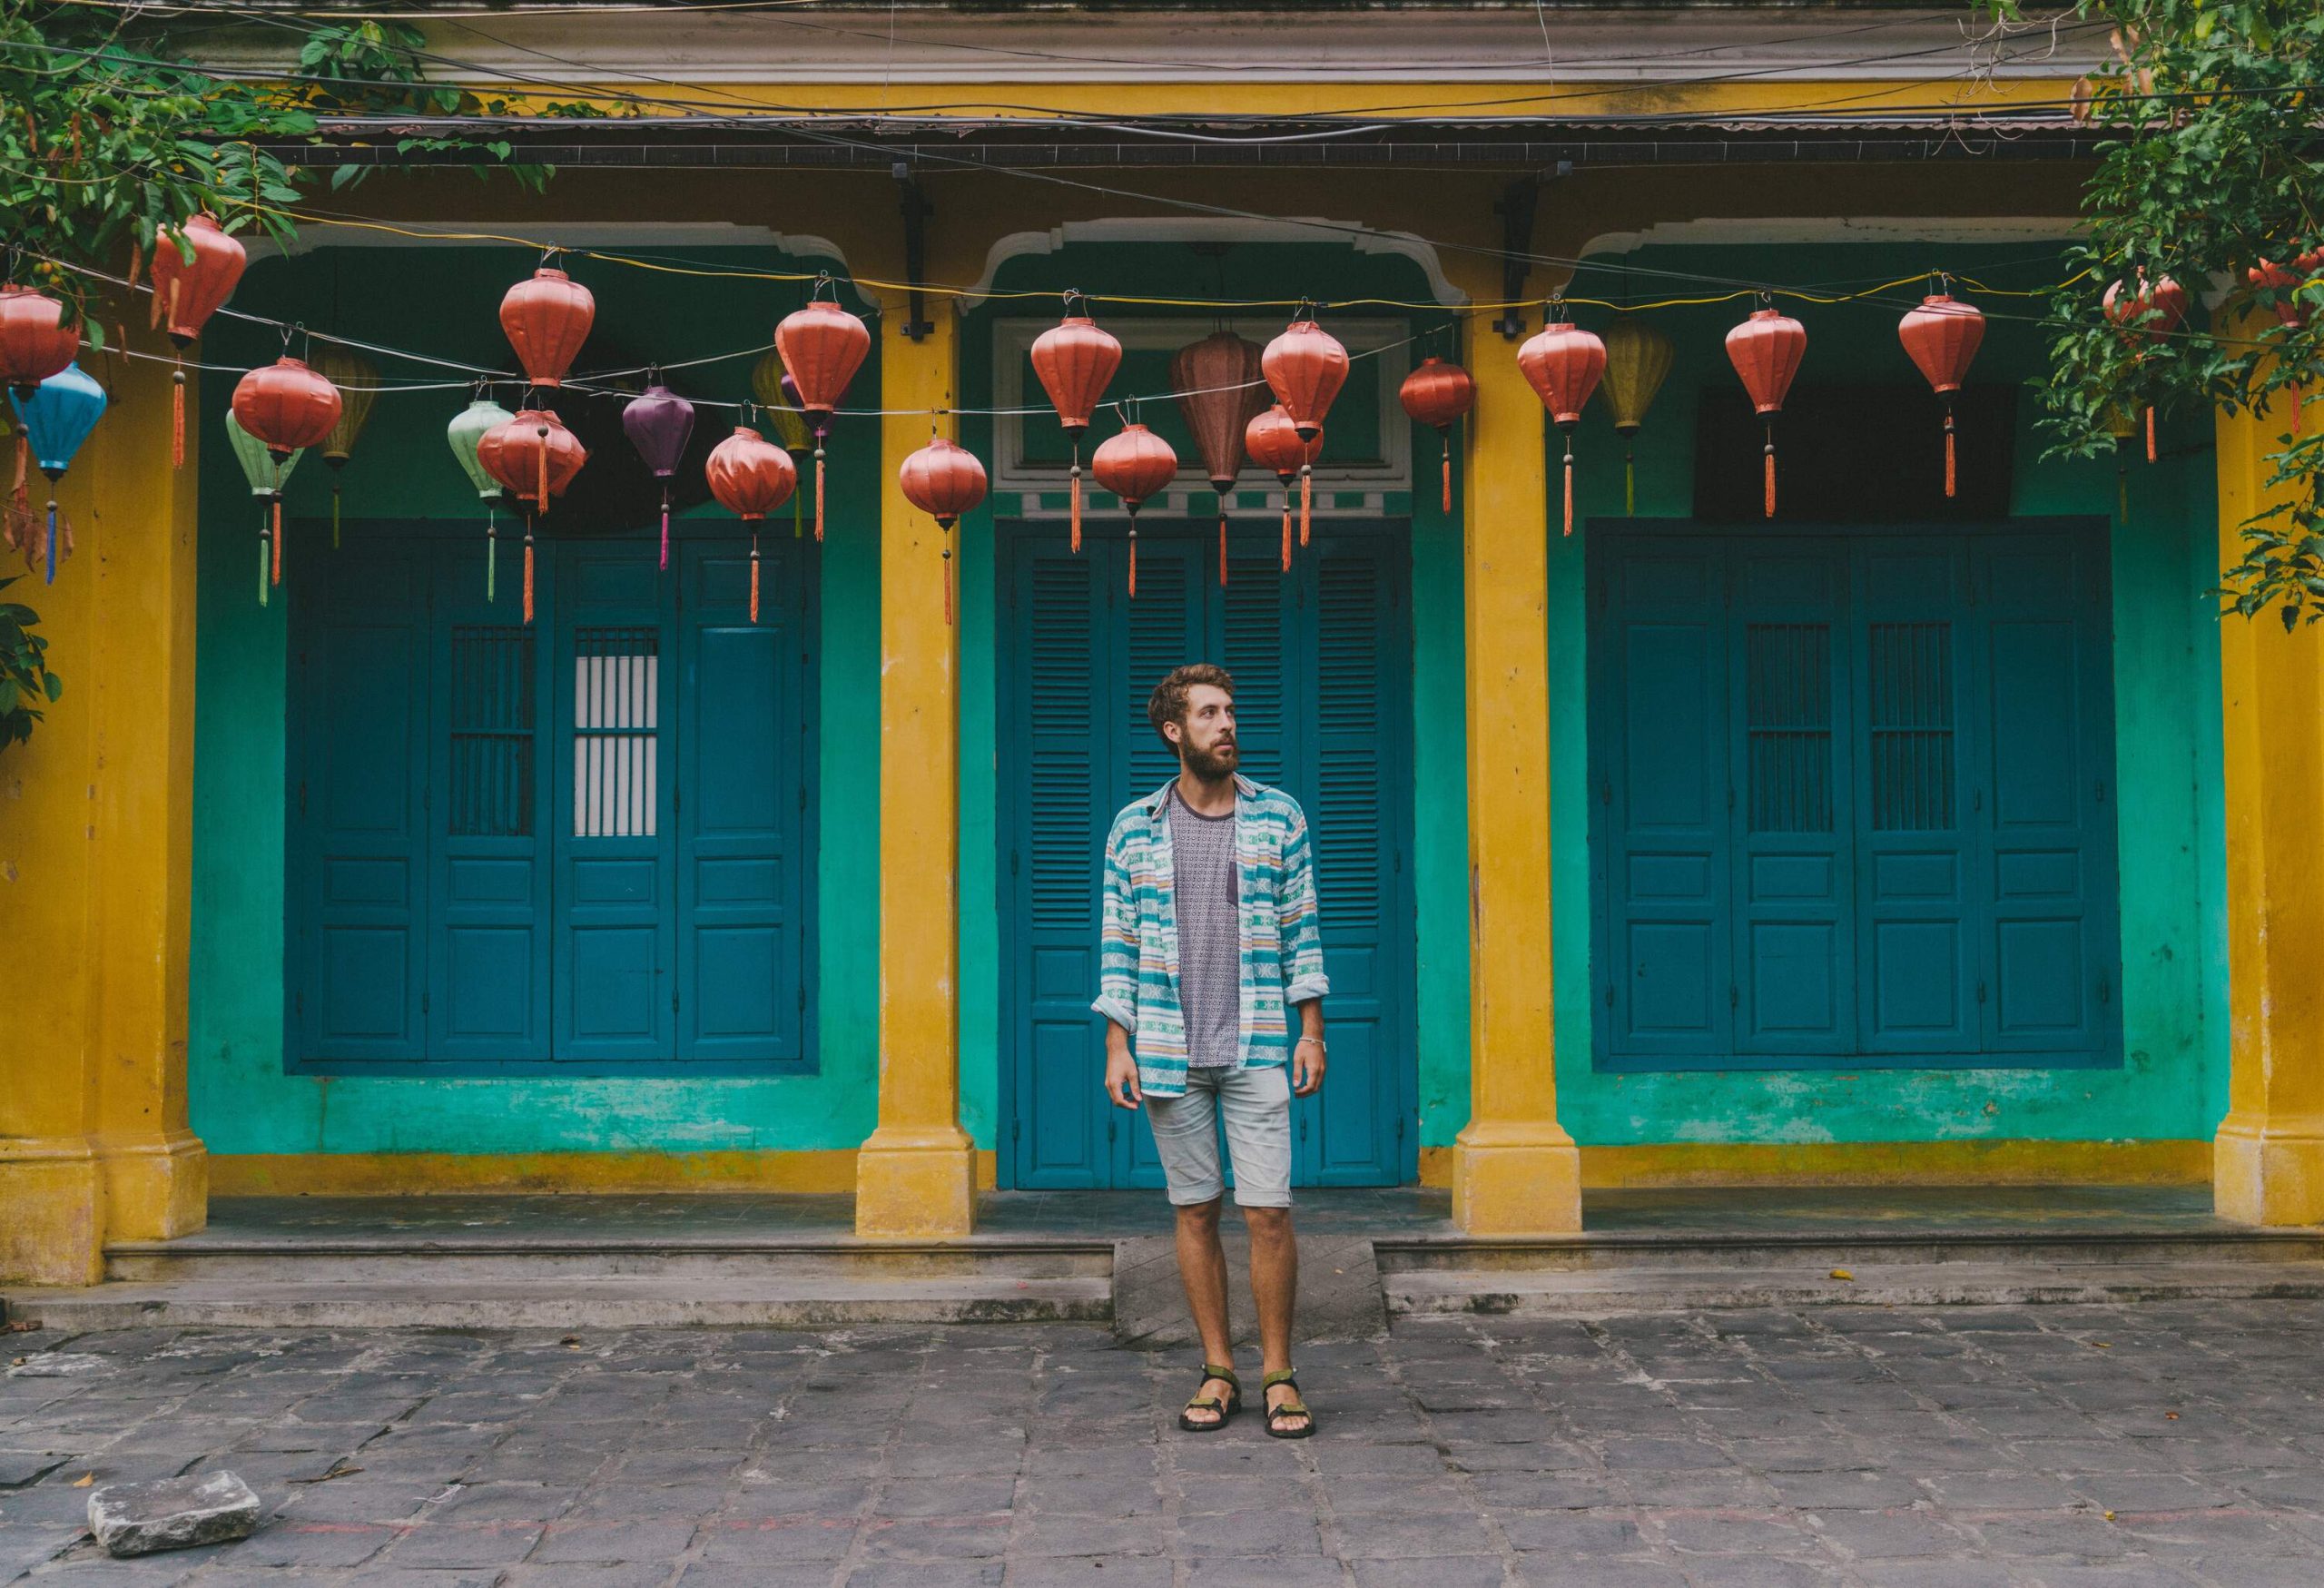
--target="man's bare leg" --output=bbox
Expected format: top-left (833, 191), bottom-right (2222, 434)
top-left (1176, 1198), bottom-right (1236, 1425)
top-left (1244, 1206), bottom-right (1309, 1432)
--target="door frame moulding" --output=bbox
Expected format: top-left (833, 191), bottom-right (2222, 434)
top-left (961, 219), bottom-right (1467, 311)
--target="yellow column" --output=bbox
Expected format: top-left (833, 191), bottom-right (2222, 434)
top-left (1447, 271), bottom-right (1582, 1235)
top-left (855, 295), bottom-right (979, 1239)
top-left (0, 333), bottom-right (207, 1285)
top-left (2214, 385), bottom-right (2324, 1225)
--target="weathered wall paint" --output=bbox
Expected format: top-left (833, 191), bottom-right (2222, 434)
top-left (1530, 242), bottom-right (2227, 1149)
top-left (187, 245), bottom-right (882, 1155)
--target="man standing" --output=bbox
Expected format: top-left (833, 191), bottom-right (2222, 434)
top-left (1095, 664), bottom-right (1328, 1439)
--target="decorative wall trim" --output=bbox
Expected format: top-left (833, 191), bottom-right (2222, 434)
top-left (964, 219), bottom-right (1464, 311)
top-left (1575, 216), bottom-right (2083, 260)
top-left (1420, 1139), bottom-right (2213, 1189)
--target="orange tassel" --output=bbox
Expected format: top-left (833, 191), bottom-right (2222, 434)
top-left (2145, 405), bottom-right (2156, 463)
top-left (522, 532), bottom-right (536, 626)
top-left (1763, 440), bottom-right (1777, 519)
top-left (1944, 419), bottom-right (1956, 498)
top-left (814, 449), bottom-right (826, 542)
top-left (1562, 445), bottom-right (1574, 538)
top-left (537, 431), bottom-right (549, 518)
top-left (1128, 530), bottom-right (1137, 599)
top-left (1300, 466), bottom-right (1312, 547)
top-left (943, 552), bottom-right (954, 627)
top-left (271, 498), bottom-right (282, 585)
top-left (1070, 464), bottom-right (1082, 554)
top-left (1280, 504), bottom-right (1291, 572)
top-left (172, 367), bottom-right (185, 469)
top-left (1441, 443), bottom-right (1452, 517)
top-left (750, 536), bottom-right (761, 624)
top-left (1218, 515), bottom-right (1228, 587)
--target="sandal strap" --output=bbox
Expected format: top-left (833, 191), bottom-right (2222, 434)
top-left (1199, 1364), bottom-right (1240, 1387)
top-left (1185, 1396), bottom-right (1226, 1412)
top-left (1262, 1367), bottom-right (1298, 1389)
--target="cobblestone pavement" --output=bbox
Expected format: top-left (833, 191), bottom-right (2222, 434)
top-left (4, 1301), bottom-right (2322, 1586)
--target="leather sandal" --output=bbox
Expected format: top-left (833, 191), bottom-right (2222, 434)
top-left (1177, 1363), bottom-right (1241, 1432)
top-left (1262, 1367), bottom-right (1315, 1439)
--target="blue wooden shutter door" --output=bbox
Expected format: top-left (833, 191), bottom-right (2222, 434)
top-left (1593, 539), bottom-right (1732, 1060)
top-left (1592, 524), bottom-right (2120, 1071)
top-left (295, 540), bottom-right (431, 1060)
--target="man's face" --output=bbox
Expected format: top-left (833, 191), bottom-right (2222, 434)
top-left (1167, 684), bottom-right (1238, 778)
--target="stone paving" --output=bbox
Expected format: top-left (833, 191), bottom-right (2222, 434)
top-left (3, 1300), bottom-right (2322, 1586)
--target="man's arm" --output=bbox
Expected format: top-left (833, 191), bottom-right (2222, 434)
top-left (1281, 809), bottom-right (1329, 1096)
top-left (1094, 824), bottom-right (1143, 1108)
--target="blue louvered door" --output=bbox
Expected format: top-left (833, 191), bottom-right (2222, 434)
top-left (1590, 523), bottom-right (2119, 1072)
top-left (288, 523), bottom-right (813, 1074)
top-left (1001, 523), bottom-right (1415, 1189)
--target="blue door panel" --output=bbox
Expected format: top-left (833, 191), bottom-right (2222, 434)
top-left (1590, 522), bottom-right (2121, 1072)
top-left (1001, 524), bottom-right (1415, 1189)
top-left (289, 521), bottom-right (815, 1075)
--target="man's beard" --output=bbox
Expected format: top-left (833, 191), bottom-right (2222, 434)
top-left (1183, 738), bottom-right (1238, 780)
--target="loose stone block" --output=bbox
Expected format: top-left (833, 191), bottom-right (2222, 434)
top-left (87, 1471), bottom-right (261, 1557)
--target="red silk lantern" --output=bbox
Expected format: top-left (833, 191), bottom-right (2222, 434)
top-left (1246, 404), bottom-right (1322, 570)
top-left (1091, 422), bottom-right (1177, 599)
top-left (1399, 356), bottom-right (1474, 515)
top-left (707, 426), bottom-right (799, 626)
top-left (1172, 330), bottom-right (1266, 587)
top-left (1519, 317), bottom-right (1607, 538)
top-left (1032, 301), bottom-right (1123, 554)
top-left (900, 435), bottom-right (990, 626)
top-left (499, 266), bottom-right (595, 390)
top-left (2103, 271), bottom-right (2189, 462)
top-left (477, 408), bottom-right (587, 626)
top-left (1897, 293), bottom-right (1985, 498)
top-left (149, 213), bottom-right (247, 469)
top-left (775, 296), bottom-right (872, 543)
top-left (0, 285), bottom-right (79, 399)
top-left (1262, 314), bottom-right (1349, 442)
top-left (1724, 306), bottom-right (1808, 518)
top-left (231, 356), bottom-right (342, 463)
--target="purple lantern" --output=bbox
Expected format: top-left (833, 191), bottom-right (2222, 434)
top-left (622, 380), bottom-right (695, 569)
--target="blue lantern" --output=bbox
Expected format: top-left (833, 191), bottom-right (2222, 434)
top-left (7, 362), bottom-right (106, 585)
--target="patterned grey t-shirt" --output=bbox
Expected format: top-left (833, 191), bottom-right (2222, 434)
top-left (1167, 787), bottom-right (1241, 1069)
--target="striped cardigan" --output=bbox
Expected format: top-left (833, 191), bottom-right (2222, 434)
top-left (1092, 774), bottom-right (1330, 1098)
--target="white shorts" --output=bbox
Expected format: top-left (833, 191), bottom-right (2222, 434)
top-left (1144, 1063), bottom-right (1293, 1208)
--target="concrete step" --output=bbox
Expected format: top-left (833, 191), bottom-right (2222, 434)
top-left (1384, 1259), bottom-right (2324, 1317)
top-left (1374, 1229), bottom-right (2324, 1275)
top-left (8, 1274), bottom-right (1112, 1330)
top-left (105, 1240), bottom-right (1112, 1285)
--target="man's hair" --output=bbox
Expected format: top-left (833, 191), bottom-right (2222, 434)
top-left (1147, 664), bottom-right (1235, 746)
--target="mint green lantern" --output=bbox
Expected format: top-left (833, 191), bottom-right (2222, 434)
top-left (448, 396), bottom-right (514, 601)
top-left (226, 410), bottom-right (303, 607)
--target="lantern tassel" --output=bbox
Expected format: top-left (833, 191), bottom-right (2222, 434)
top-left (271, 498), bottom-right (282, 586)
top-left (1624, 446), bottom-right (1637, 516)
top-left (523, 525), bottom-right (536, 626)
top-left (1218, 511), bottom-right (1228, 588)
top-left (257, 515), bottom-right (270, 608)
top-left (1562, 439), bottom-right (1575, 538)
top-left (1128, 523), bottom-right (1138, 599)
top-left (1069, 457), bottom-right (1083, 554)
top-left (44, 499), bottom-right (56, 585)
top-left (1280, 501), bottom-right (1292, 573)
top-left (172, 365), bottom-right (186, 469)
top-left (814, 447), bottom-right (826, 543)
top-left (659, 487), bottom-right (670, 572)
top-left (1763, 429), bottom-right (1777, 519)
top-left (941, 533), bottom-right (954, 628)
top-left (1299, 465), bottom-right (1312, 547)
top-left (1440, 435), bottom-right (1452, 516)
top-left (487, 511), bottom-right (498, 603)
top-left (1944, 409), bottom-right (1957, 499)
top-left (750, 532), bottom-right (761, 625)
top-left (2145, 405), bottom-right (2157, 463)
top-left (537, 429), bottom-right (549, 518)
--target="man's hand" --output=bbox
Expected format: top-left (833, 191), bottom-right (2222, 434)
top-left (1104, 1025), bottom-right (1142, 1110)
top-left (1292, 1001), bottom-right (1326, 1097)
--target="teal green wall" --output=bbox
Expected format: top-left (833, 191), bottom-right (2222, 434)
top-left (951, 242), bottom-right (1472, 1166)
top-left (188, 245), bottom-right (883, 1154)
top-left (1535, 242), bottom-right (2228, 1148)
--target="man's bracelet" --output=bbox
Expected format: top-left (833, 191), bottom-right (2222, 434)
top-left (1295, 1037), bottom-right (1325, 1052)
